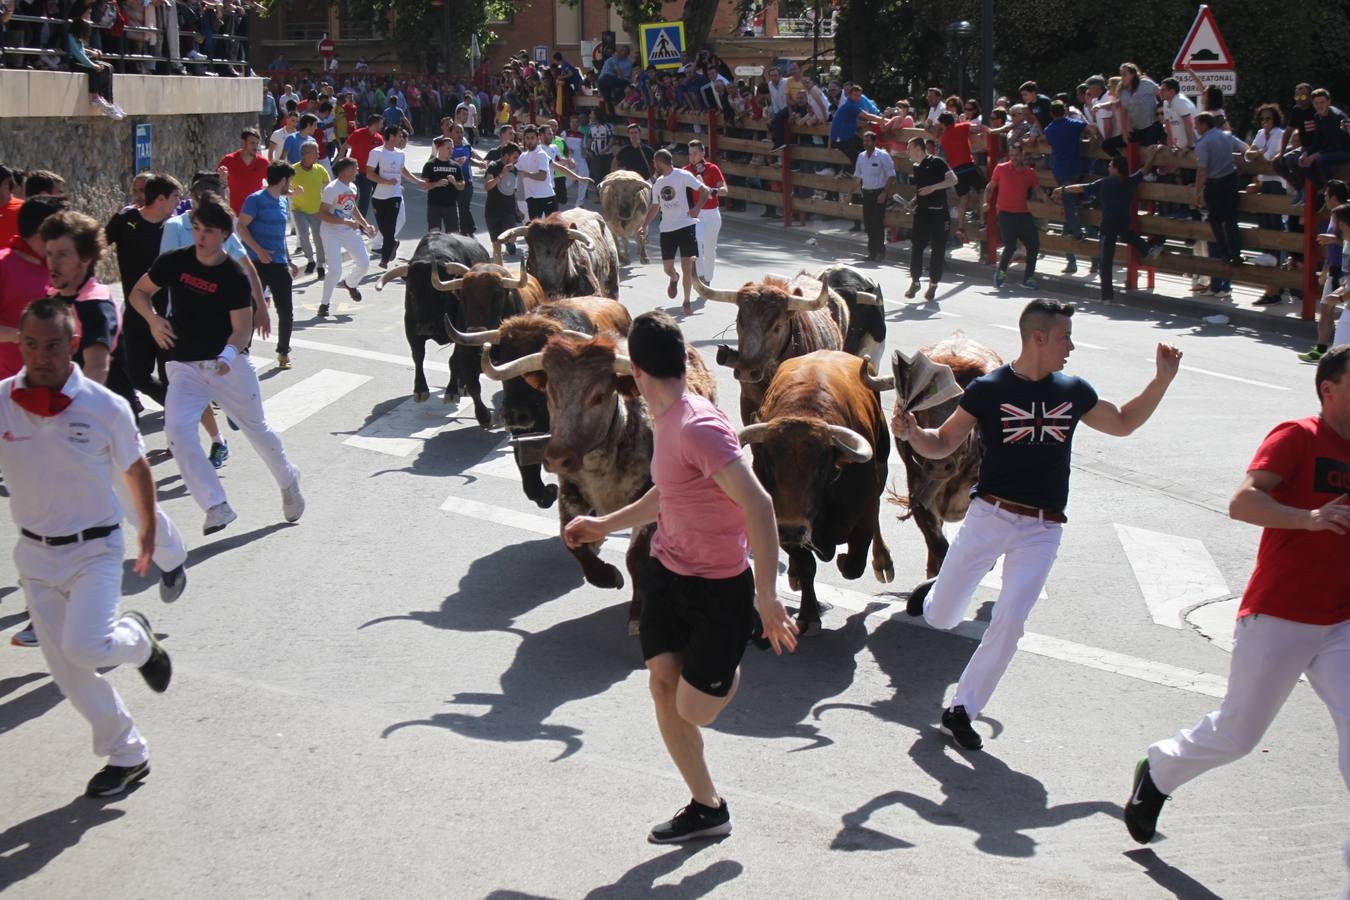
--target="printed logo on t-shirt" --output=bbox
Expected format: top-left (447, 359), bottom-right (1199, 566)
top-left (660, 185), bottom-right (676, 202)
top-left (67, 421), bottom-right (91, 444)
top-left (1000, 401), bottom-right (1074, 444)
top-left (1314, 457), bottom-right (1350, 494)
top-left (180, 273), bottom-right (219, 294)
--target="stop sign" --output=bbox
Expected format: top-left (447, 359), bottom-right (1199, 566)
top-left (318, 38), bottom-right (335, 59)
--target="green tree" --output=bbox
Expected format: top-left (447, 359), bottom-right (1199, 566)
top-left (346, 0), bottom-right (516, 73)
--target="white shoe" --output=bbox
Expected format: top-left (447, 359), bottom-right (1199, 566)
top-left (1251, 252), bottom-right (1278, 267)
top-left (281, 472), bottom-right (305, 523)
top-left (203, 502), bottom-right (237, 535)
top-left (187, 49), bottom-right (207, 61)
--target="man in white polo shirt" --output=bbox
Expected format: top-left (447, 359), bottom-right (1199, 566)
top-left (852, 130), bottom-right (897, 262)
top-left (516, 124), bottom-right (560, 220)
top-left (0, 297), bottom-right (173, 798)
top-left (638, 149), bottom-right (710, 315)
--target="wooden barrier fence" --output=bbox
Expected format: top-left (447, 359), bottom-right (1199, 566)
top-left (605, 103), bottom-right (1321, 320)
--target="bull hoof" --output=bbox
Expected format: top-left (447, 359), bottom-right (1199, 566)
top-left (413, 390), bottom-right (430, 402)
top-left (874, 558), bottom-right (895, 584)
top-left (796, 616), bottom-right (823, 637)
top-left (585, 564), bottom-right (625, 590)
top-left (837, 552), bottom-right (866, 580)
top-left (530, 484), bottom-right (559, 509)
top-left (475, 409), bottom-right (492, 429)
top-left (787, 572), bottom-right (800, 592)
top-left (443, 391), bottom-right (461, 404)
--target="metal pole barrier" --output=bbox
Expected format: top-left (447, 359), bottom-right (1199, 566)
top-left (1302, 190), bottom-right (1319, 320)
top-left (782, 116), bottom-right (793, 227)
top-left (1126, 140), bottom-right (1141, 290)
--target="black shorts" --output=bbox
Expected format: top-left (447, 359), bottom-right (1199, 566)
top-left (526, 196), bottom-right (558, 220)
top-left (659, 224), bottom-right (698, 261)
top-left (953, 163), bottom-right (987, 197)
top-left (638, 557), bottom-right (754, 698)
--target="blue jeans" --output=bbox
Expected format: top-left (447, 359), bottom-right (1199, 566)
top-left (1056, 174), bottom-right (1084, 240)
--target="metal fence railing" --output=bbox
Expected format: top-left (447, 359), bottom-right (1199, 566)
top-left (1, 9), bottom-right (251, 73)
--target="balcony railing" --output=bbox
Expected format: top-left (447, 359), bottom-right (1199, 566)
top-left (775, 16), bottom-right (837, 38)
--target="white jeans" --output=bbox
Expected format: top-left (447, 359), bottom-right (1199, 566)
top-left (696, 207), bottom-right (722, 282)
top-left (16, 530), bottom-right (152, 766)
top-left (570, 177), bottom-right (589, 208)
top-left (1336, 305), bottom-right (1350, 347)
top-left (320, 225), bottom-right (371, 305)
top-left (923, 497), bottom-right (1063, 718)
top-left (1149, 615), bottom-right (1350, 795)
top-left (165, 356), bottom-right (297, 512)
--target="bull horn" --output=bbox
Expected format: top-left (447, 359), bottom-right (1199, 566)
top-left (787, 278), bottom-right (830, 312)
top-left (446, 317), bottom-right (499, 346)
top-left (861, 368), bottom-right (895, 392)
top-left (613, 353), bottom-right (633, 376)
top-left (738, 423), bottom-right (770, 446)
top-left (431, 268), bottom-right (466, 293)
top-left (855, 291), bottom-right (882, 306)
top-left (495, 225), bottom-right (530, 247)
top-left (557, 329), bottom-right (595, 342)
top-left (692, 275), bottom-right (740, 304)
top-left (446, 262), bottom-right (471, 276)
top-left (828, 425), bottom-right (873, 463)
top-left (480, 344), bottom-right (546, 382)
top-left (566, 228), bottom-right (595, 249)
top-left (505, 258), bottom-right (529, 290)
top-left (376, 264), bottom-right (410, 291)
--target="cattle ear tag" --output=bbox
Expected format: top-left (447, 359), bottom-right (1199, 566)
top-left (525, 372), bottom-right (547, 391)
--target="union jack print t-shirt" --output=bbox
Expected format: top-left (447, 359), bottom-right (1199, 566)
top-left (958, 365), bottom-right (1098, 513)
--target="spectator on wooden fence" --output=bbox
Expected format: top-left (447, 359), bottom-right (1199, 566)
top-left (924, 87), bottom-right (943, 124)
top-left (829, 84), bottom-right (882, 172)
top-left (1119, 62), bottom-right (1163, 148)
top-left (1194, 111), bottom-right (1250, 299)
top-left (765, 66), bottom-right (790, 151)
top-left (1045, 100), bottom-right (1090, 274)
top-left (1303, 200), bottom-right (1350, 357)
top-left (1054, 156), bottom-right (1163, 300)
top-left (598, 45), bottom-right (633, 112)
top-left (1246, 102), bottom-right (1289, 279)
top-left (935, 112), bottom-right (987, 245)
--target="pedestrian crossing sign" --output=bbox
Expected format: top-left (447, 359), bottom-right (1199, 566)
top-left (639, 21), bottom-right (685, 70)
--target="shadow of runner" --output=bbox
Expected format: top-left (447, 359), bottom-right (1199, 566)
top-left (118, 523), bottom-right (292, 596)
top-left (0, 679), bottom-right (62, 738)
top-left (0, 793), bottom-right (131, 890)
top-left (486, 844), bottom-right (742, 899)
top-left (1123, 848), bottom-right (1224, 899)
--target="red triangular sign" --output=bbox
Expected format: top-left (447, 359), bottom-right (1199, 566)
top-left (1173, 5), bottom-right (1234, 71)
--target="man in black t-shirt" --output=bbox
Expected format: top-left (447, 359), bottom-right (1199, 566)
top-left (421, 135), bottom-right (464, 233)
top-left (615, 123), bottom-right (655, 180)
top-left (893, 299), bottom-right (1182, 752)
top-left (128, 195), bottom-right (304, 538)
top-left (905, 136), bottom-right (957, 302)
top-left (483, 142), bottom-right (523, 256)
top-left (105, 175), bottom-right (183, 407)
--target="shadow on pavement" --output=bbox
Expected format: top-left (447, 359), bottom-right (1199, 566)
top-left (1123, 848), bottom-right (1224, 899)
top-left (118, 523), bottom-right (291, 596)
top-left (487, 843), bottom-right (742, 899)
top-left (0, 680), bottom-right (63, 738)
top-left (376, 421), bottom-right (506, 480)
top-left (0, 792), bottom-right (135, 890)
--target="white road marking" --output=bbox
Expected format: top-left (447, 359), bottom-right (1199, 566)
top-left (1173, 363), bottom-right (1290, 391)
top-left (265, 369), bottom-right (372, 433)
top-left (1115, 523), bottom-right (1231, 628)
top-left (989, 322), bottom-right (1107, 350)
top-left (1185, 597), bottom-right (1240, 653)
top-left (254, 334), bottom-right (416, 369)
top-left (135, 358), bottom-right (275, 414)
top-left (343, 396), bottom-right (467, 456)
top-left (439, 493), bottom-right (1228, 698)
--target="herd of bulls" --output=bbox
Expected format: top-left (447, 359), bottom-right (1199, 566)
top-left (377, 210), bottom-right (1003, 633)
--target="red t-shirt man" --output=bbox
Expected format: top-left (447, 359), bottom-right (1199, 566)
top-left (0, 197), bottom-right (22, 248)
top-left (342, 100), bottom-right (358, 134)
top-left (987, 160), bottom-right (1040, 214)
top-left (1239, 416), bottom-right (1350, 625)
top-left (685, 160), bottom-right (725, 211)
top-left (0, 237), bottom-right (52, 379)
top-left (216, 149), bottom-right (269, 216)
top-left (345, 126), bottom-right (383, 175)
top-left (939, 121), bottom-right (976, 170)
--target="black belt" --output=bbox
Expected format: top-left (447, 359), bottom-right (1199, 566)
top-left (21, 524), bottom-right (120, 546)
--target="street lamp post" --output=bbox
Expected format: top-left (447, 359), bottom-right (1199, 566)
top-left (945, 20), bottom-right (976, 101)
top-left (981, 0), bottom-right (993, 114)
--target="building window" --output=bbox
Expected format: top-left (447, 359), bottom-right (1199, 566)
top-left (555, 0), bottom-right (580, 45)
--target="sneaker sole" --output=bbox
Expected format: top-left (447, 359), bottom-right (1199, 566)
top-left (203, 510), bottom-right (238, 535)
top-left (159, 574), bottom-right (187, 604)
top-left (1125, 758), bottom-right (1158, 844)
top-left (647, 820), bottom-right (732, 844)
top-left (87, 763), bottom-right (150, 797)
top-left (939, 723), bottom-right (983, 751)
top-left (10, 635), bottom-right (38, 648)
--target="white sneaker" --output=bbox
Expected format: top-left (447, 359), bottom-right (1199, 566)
top-left (281, 472), bottom-right (305, 523)
top-left (203, 502), bottom-right (237, 535)
top-left (1251, 252), bottom-right (1278, 267)
top-left (187, 49), bottom-right (207, 61)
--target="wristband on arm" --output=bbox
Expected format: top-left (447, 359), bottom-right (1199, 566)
top-left (218, 345), bottom-right (238, 367)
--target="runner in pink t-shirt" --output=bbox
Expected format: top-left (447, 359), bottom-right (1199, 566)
top-left (562, 311), bottom-right (797, 845)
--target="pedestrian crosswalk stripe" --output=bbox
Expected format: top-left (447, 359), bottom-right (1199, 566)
top-left (1115, 523), bottom-right (1231, 628)
top-left (265, 369), bottom-right (372, 433)
top-left (253, 334), bottom-right (416, 369)
top-left (343, 396), bottom-right (469, 456)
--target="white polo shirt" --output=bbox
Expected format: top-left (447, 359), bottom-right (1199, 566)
top-left (0, 365), bottom-right (144, 535)
top-left (854, 148), bottom-right (896, 189)
top-left (516, 146), bottom-right (556, 200)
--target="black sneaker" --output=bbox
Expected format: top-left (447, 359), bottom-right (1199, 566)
top-left (317, 304), bottom-right (329, 318)
top-left (85, 760), bottom-right (150, 798)
top-left (344, 282), bottom-right (362, 303)
top-left (316, 266), bottom-right (325, 279)
top-left (1253, 293), bottom-right (1283, 306)
top-left (906, 577), bottom-right (935, 617)
top-left (905, 282), bottom-right (921, 299)
top-left (940, 705), bottom-right (983, 750)
top-left (158, 565), bottom-right (187, 603)
top-left (123, 610), bottom-right (172, 693)
top-left (304, 261), bottom-right (316, 275)
top-left (924, 284), bottom-right (937, 302)
top-left (648, 799), bottom-right (732, 843)
top-left (1124, 757), bottom-right (1168, 844)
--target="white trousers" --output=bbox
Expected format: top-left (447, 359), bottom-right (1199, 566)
top-left (923, 498), bottom-right (1063, 718)
top-left (1149, 615), bottom-right (1350, 795)
top-left (1336, 305), bottom-right (1350, 347)
top-left (570, 177), bottom-right (589, 208)
top-left (165, 356), bottom-right (297, 512)
top-left (113, 479), bottom-right (188, 573)
top-left (320, 226), bottom-right (371, 305)
top-left (16, 530), bottom-right (152, 765)
top-left (695, 207), bottom-right (722, 282)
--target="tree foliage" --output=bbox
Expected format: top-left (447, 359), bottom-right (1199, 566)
top-left (346, 0), bottom-right (516, 71)
top-left (837, 0), bottom-right (1350, 133)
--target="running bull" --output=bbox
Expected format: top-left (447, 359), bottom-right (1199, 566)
top-left (482, 332), bottom-right (715, 632)
top-left (740, 350), bottom-right (895, 632)
top-left (473, 297), bottom-right (632, 509)
top-left (694, 272), bottom-right (850, 425)
top-left (494, 209), bottom-right (621, 300)
top-left (597, 169), bottom-right (651, 265)
top-left (815, 264), bottom-right (887, 368)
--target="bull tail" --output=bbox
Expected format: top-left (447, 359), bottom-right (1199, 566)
top-left (886, 485), bottom-right (916, 521)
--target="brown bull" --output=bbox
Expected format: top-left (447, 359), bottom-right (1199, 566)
top-left (890, 331), bottom-right (1003, 577)
top-left (495, 209), bottom-right (621, 300)
top-left (433, 258), bottom-right (548, 331)
top-left (481, 333), bottom-right (713, 632)
top-left (695, 273), bottom-right (849, 425)
top-left (597, 169), bottom-right (651, 265)
top-left (741, 350), bottom-right (895, 631)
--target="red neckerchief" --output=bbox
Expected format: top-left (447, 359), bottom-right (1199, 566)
top-left (12, 382), bottom-right (72, 417)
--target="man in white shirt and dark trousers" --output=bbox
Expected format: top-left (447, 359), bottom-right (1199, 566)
top-left (516, 125), bottom-right (560, 220)
top-left (128, 194), bottom-right (305, 537)
top-left (638, 149), bottom-right (710, 315)
top-left (0, 297), bottom-right (173, 797)
top-left (852, 131), bottom-right (896, 262)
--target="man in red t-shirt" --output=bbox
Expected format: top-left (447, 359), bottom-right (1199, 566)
top-left (0, 196), bottom-right (63, 379)
top-left (0, 165), bottom-right (23, 247)
top-left (937, 112), bottom-right (988, 242)
top-left (684, 139), bottom-right (727, 283)
top-left (216, 128), bottom-right (270, 216)
top-left (344, 114), bottom-right (386, 218)
top-left (986, 142), bottom-right (1043, 289)
top-left (1126, 347), bottom-right (1350, 864)
top-left (341, 95), bottom-right (359, 136)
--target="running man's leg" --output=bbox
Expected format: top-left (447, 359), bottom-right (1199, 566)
top-left (648, 652), bottom-right (724, 808)
top-left (1300, 619), bottom-right (1350, 792)
top-left (923, 500), bottom-right (1014, 630)
top-left (163, 361), bottom-right (224, 511)
top-left (321, 227), bottom-right (344, 306)
top-left (997, 212), bottom-right (1018, 272)
top-left (293, 207), bottom-right (317, 265)
top-left (697, 207), bottom-right (721, 282)
top-left (210, 353), bottom-right (299, 491)
top-left (1020, 214), bottom-right (1040, 279)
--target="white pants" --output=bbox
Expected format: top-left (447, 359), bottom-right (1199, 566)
top-left (293, 209), bottom-right (325, 266)
top-left (113, 480), bottom-right (187, 573)
top-left (696, 207), bottom-right (722, 282)
top-left (165, 356), bottom-right (297, 512)
top-left (320, 226), bottom-right (371, 306)
top-left (923, 498), bottom-right (1063, 718)
top-left (16, 530), bottom-right (152, 766)
top-left (570, 176), bottom-right (589, 208)
top-left (1335, 305), bottom-right (1350, 347)
top-left (1149, 615), bottom-right (1350, 795)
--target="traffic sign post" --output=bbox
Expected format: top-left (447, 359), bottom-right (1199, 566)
top-left (133, 123), bottom-right (152, 172)
top-left (639, 21), bottom-right (685, 70)
top-left (1172, 5), bottom-right (1235, 95)
top-left (318, 37), bottom-right (335, 60)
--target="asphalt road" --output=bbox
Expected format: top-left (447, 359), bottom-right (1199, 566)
top-left (0, 144), bottom-right (1345, 899)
